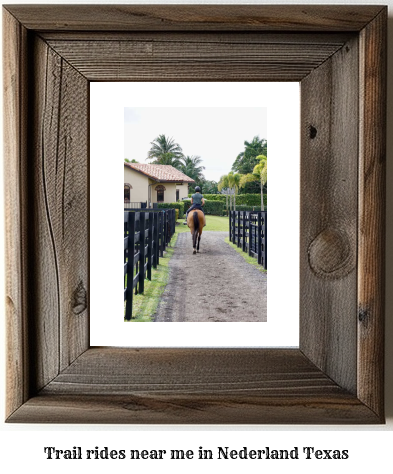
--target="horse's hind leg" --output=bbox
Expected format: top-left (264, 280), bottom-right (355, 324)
top-left (192, 231), bottom-right (197, 254)
top-left (197, 234), bottom-right (201, 253)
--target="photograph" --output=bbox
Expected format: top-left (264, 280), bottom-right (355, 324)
top-left (3, 3), bottom-right (388, 431)
top-left (123, 107), bottom-right (267, 322)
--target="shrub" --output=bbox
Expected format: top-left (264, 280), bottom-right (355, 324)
top-left (188, 193), bottom-right (267, 208)
top-left (231, 204), bottom-right (267, 212)
top-left (183, 199), bottom-right (224, 216)
top-left (234, 205), bottom-right (261, 212)
top-left (157, 201), bottom-right (185, 218)
top-left (204, 200), bottom-right (225, 215)
top-left (183, 199), bottom-right (191, 214)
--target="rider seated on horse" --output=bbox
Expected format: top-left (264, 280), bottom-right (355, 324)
top-left (184, 186), bottom-right (206, 225)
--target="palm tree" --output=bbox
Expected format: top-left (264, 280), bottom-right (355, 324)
top-left (218, 174), bottom-right (232, 214)
top-left (227, 171), bottom-right (242, 211)
top-left (253, 155), bottom-right (267, 211)
top-left (180, 155), bottom-right (205, 188)
top-left (232, 136), bottom-right (267, 175)
top-left (147, 134), bottom-right (184, 166)
top-left (239, 154), bottom-right (267, 210)
top-left (219, 172), bottom-right (242, 212)
top-left (153, 152), bottom-right (183, 168)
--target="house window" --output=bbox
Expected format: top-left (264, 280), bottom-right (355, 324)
top-left (155, 185), bottom-right (166, 203)
top-left (124, 184), bottom-right (131, 202)
top-left (176, 190), bottom-right (180, 201)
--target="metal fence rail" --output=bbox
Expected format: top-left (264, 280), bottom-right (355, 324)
top-left (229, 210), bottom-right (267, 269)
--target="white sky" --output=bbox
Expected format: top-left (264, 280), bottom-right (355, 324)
top-left (124, 107), bottom-right (267, 182)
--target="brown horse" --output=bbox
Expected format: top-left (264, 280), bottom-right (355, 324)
top-left (187, 209), bottom-right (205, 254)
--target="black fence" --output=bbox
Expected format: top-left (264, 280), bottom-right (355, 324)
top-left (229, 211), bottom-right (267, 269)
top-left (124, 208), bottom-right (176, 320)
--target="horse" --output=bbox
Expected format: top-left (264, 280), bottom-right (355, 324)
top-left (187, 209), bottom-right (205, 254)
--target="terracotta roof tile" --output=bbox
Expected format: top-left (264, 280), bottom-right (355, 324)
top-left (125, 163), bottom-right (195, 183)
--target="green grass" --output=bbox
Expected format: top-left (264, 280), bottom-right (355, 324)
top-left (176, 215), bottom-right (229, 232)
top-left (125, 233), bottom-right (178, 322)
top-left (125, 215), bottom-right (230, 322)
top-left (224, 237), bottom-right (267, 274)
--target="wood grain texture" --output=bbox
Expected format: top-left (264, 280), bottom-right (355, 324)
top-left (357, 9), bottom-right (386, 417)
top-left (40, 31), bottom-right (354, 44)
top-left (7, 348), bottom-right (380, 424)
top-left (3, 5), bottom-right (384, 32)
top-left (30, 36), bottom-right (89, 386)
top-left (3, 8), bottom-right (29, 417)
top-left (300, 36), bottom-right (359, 393)
top-left (3, 5), bottom-right (386, 424)
top-left (45, 37), bottom-right (347, 82)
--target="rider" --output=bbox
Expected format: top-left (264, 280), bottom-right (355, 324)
top-left (184, 186), bottom-right (206, 225)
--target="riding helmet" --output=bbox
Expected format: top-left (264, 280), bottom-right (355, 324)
top-left (195, 186), bottom-right (201, 192)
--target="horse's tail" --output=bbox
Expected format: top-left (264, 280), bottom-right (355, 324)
top-left (193, 211), bottom-right (199, 232)
top-left (192, 211), bottom-right (199, 249)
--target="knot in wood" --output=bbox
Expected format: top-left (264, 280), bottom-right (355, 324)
top-left (72, 281), bottom-right (87, 315)
top-left (308, 228), bottom-right (354, 279)
top-left (309, 125), bottom-right (317, 139)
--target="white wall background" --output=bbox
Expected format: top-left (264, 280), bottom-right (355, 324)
top-left (0, 0), bottom-right (392, 473)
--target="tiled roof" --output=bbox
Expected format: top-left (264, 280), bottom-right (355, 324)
top-left (124, 163), bottom-right (195, 183)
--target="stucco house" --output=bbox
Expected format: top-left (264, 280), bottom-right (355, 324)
top-left (124, 163), bottom-right (195, 207)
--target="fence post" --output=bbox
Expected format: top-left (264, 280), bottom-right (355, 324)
top-left (147, 213), bottom-right (153, 280)
top-left (160, 211), bottom-right (165, 257)
top-left (257, 212), bottom-right (262, 265)
top-left (171, 209), bottom-right (175, 237)
top-left (232, 211), bottom-right (236, 244)
top-left (153, 211), bottom-right (158, 268)
top-left (242, 211), bottom-right (246, 252)
top-left (139, 212), bottom-right (146, 293)
top-left (229, 211), bottom-right (232, 242)
top-left (237, 211), bottom-right (241, 247)
top-left (248, 212), bottom-right (253, 257)
top-left (165, 210), bottom-right (170, 246)
top-left (125, 212), bottom-right (135, 321)
top-left (263, 212), bottom-right (267, 269)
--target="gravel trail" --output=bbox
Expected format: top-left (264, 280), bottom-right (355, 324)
top-left (154, 231), bottom-right (267, 322)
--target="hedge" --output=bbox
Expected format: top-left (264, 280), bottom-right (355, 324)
top-left (183, 199), bottom-right (225, 216)
top-left (157, 201), bottom-right (185, 218)
top-left (232, 205), bottom-right (267, 212)
top-left (188, 193), bottom-right (267, 208)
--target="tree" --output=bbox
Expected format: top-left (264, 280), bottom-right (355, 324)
top-left (232, 136), bottom-right (267, 175)
top-left (179, 155), bottom-right (205, 189)
top-left (227, 171), bottom-right (242, 211)
top-left (152, 152), bottom-right (183, 168)
top-left (254, 155), bottom-right (267, 210)
top-left (147, 134), bottom-right (184, 166)
top-left (218, 174), bottom-right (231, 214)
top-left (218, 172), bottom-right (241, 212)
top-left (124, 158), bottom-right (139, 163)
top-left (199, 179), bottom-right (218, 194)
top-left (239, 154), bottom-right (267, 210)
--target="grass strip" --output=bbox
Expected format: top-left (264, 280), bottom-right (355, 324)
top-left (176, 215), bottom-right (229, 232)
top-left (125, 216), bottom-right (231, 322)
top-left (224, 237), bottom-right (267, 274)
top-left (125, 233), bottom-right (178, 322)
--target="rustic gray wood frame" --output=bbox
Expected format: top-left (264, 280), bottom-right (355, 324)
top-left (3, 5), bottom-right (386, 424)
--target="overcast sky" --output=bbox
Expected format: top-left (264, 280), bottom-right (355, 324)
top-left (124, 107), bottom-right (267, 182)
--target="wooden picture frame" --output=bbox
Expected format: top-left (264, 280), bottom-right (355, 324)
top-left (3, 5), bottom-right (386, 424)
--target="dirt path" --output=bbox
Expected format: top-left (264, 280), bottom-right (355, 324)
top-left (154, 231), bottom-right (267, 322)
